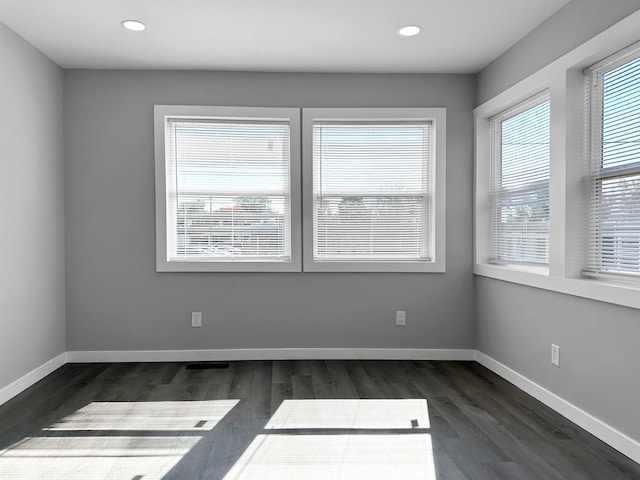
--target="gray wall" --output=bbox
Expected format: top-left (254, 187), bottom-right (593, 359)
top-left (475, 1), bottom-right (640, 443)
top-left (476, 278), bottom-right (640, 443)
top-left (0, 23), bottom-right (66, 389)
top-left (477, 0), bottom-right (640, 104)
top-left (64, 71), bottom-right (476, 351)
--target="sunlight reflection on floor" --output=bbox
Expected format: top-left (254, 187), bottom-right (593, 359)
top-left (226, 399), bottom-right (436, 480)
top-left (0, 400), bottom-right (239, 480)
top-left (266, 399), bottom-right (431, 429)
top-left (44, 400), bottom-right (235, 431)
top-left (224, 433), bottom-right (436, 479)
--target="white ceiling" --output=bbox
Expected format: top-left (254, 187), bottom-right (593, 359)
top-left (0, 0), bottom-right (570, 73)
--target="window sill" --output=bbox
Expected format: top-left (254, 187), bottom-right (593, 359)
top-left (157, 260), bottom-right (302, 273)
top-left (303, 259), bottom-right (445, 273)
top-left (487, 263), bottom-right (549, 275)
top-left (475, 263), bottom-right (640, 310)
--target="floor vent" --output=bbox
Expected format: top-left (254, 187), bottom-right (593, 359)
top-left (186, 362), bottom-right (230, 370)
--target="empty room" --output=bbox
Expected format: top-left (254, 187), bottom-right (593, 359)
top-left (1, 0), bottom-right (640, 478)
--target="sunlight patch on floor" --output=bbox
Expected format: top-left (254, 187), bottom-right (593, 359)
top-left (0, 442), bottom-right (197, 480)
top-left (223, 433), bottom-right (436, 479)
top-left (0, 400), bottom-right (239, 480)
top-left (265, 399), bottom-right (430, 429)
top-left (42, 400), bottom-right (237, 431)
top-left (226, 398), bottom-right (435, 479)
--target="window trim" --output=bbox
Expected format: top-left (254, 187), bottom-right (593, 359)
top-left (488, 91), bottom-right (551, 269)
top-left (302, 108), bottom-right (446, 273)
top-left (475, 85), bottom-right (553, 276)
top-left (154, 105), bottom-right (302, 272)
top-left (474, 9), bottom-right (640, 310)
top-left (584, 42), bottom-right (640, 279)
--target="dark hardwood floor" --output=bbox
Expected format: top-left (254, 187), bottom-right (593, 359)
top-left (0, 360), bottom-right (638, 479)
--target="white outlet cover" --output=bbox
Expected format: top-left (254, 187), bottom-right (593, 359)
top-left (395, 311), bottom-right (406, 326)
top-left (551, 344), bottom-right (560, 366)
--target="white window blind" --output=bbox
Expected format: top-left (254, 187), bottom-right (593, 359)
top-left (586, 45), bottom-right (640, 278)
top-left (164, 117), bottom-right (292, 263)
top-left (312, 121), bottom-right (434, 262)
top-left (489, 94), bottom-right (550, 266)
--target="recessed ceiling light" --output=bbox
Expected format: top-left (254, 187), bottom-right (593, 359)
top-left (121, 20), bottom-right (147, 32)
top-left (398, 25), bottom-right (422, 37)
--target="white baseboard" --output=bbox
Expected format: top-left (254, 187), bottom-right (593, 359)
top-left (66, 348), bottom-right (476, 363)
top-left (0, 352), bottom-right (67, 407)
top-left (475, 351), bottom-right (640, 465)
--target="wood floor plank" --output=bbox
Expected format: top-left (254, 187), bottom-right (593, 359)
top-left (291, 375), bottom-right (315, 399)
top-left (324, 360), bottom-right (360, 398)
top-left (430, 437), bottom-right (472, 480)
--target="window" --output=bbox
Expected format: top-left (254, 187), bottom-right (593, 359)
top-left (154, 106), bottom-right (301, 272)
top-left (302, 108), bottom-right (446, 272)
top-left (155, 106), bottom-right (446, 273)
top-left (489, 93), bottom-right (550, 268)
top-left (474, 14), bottom-right (640, 311)
top-left (585, 45), bottom-right (640, 279)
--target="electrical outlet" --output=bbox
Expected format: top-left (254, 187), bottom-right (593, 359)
top-left (551, 344), bottom-right (560, 366)
top-left (395, 310), bottom-right (406, 326)
top-left (192, 312), bottom-right (202, 328)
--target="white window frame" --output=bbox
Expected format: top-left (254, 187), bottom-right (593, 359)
top-left (474, 9), bottom-right (640, 311)
top-left (154, 105), bottom-right (302, 272)
top-left (584, 42), bottom-right (640, 281)
top-left (302, 108), bottom-right (446, 273)
top-left (488, 91), bottom-right (551, 270)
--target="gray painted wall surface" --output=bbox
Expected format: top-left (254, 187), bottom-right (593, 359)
top-left (64, 70), bottom-right (476, 351)
top-left (0, 23), bottom-right (66, 389)
top-left (476, 2), bottom-right (640, 444)
top-left (477, 0), bottom-right (640, 104)
top-left (476, 277), bottom-right (640, 443)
